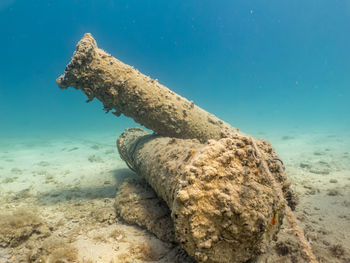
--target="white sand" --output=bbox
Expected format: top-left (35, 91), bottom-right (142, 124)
top-left (0, 129), bottom-right (349, 262)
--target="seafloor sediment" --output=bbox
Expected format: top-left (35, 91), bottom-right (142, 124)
top-left (0, 129), bottom-right (349, 263)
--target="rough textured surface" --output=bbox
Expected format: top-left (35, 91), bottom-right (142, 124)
top-left (117, 128), bottom-right (288, 263)
top-left (0, 208), bottom-right (43, 248)
top-left (57, 33), bottom-right (237, 143)
top-left (115, 178), bottom-right (176, 243)
top-left (56, 34), bottom-right (310, 262)
top-left (1, 132), bottom-right (348, 263)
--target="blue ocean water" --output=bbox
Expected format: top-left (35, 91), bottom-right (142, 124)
top-left (1, 0), bottom-right (349, 138)
top-left (0, 2), bottom-right (350, 262)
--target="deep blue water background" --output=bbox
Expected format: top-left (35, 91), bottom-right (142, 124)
top-left (0, 0), bottom-right (349, 139)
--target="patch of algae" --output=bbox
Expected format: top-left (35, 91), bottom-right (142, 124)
top-left (28, 237), bottom-right (78, 263)
top-left (113, 242), bottom-right (165, 263)
top-left (0, 206), bottom-right (79, 263)
top-left (0, 208), bottom-right (42, 247)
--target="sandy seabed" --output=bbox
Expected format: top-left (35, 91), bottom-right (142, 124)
top-left (0, 129), bottom-right (349, 263)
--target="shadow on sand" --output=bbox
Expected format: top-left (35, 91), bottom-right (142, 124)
top-left (37, 168), bottom-right (137, 205)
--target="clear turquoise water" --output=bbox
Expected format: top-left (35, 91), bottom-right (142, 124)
top-left (0, 0), bottom-right (349, 137)
top-left (0, 2), bottom-right (350, 261)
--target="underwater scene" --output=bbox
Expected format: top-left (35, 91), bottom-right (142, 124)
top-left (0, 1), bottom-right (349, 263)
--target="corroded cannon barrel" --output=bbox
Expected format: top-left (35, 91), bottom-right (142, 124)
top-left (117, 127), bottom-right (286, 263)
top-left (58, 34), bottom-right (316, 263)
top-left (57, 33), bottom-right (237, 143)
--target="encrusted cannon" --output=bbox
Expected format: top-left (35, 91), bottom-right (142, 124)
top-left (58, 34), bottom-right (317, 263)
top-left (116, 127), bottom-right (285, 263)
top-left (57, 33), bottom-right (236, 143)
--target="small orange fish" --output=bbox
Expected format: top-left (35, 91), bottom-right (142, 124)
top-left (271, 214), bottom-right (277, 225)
